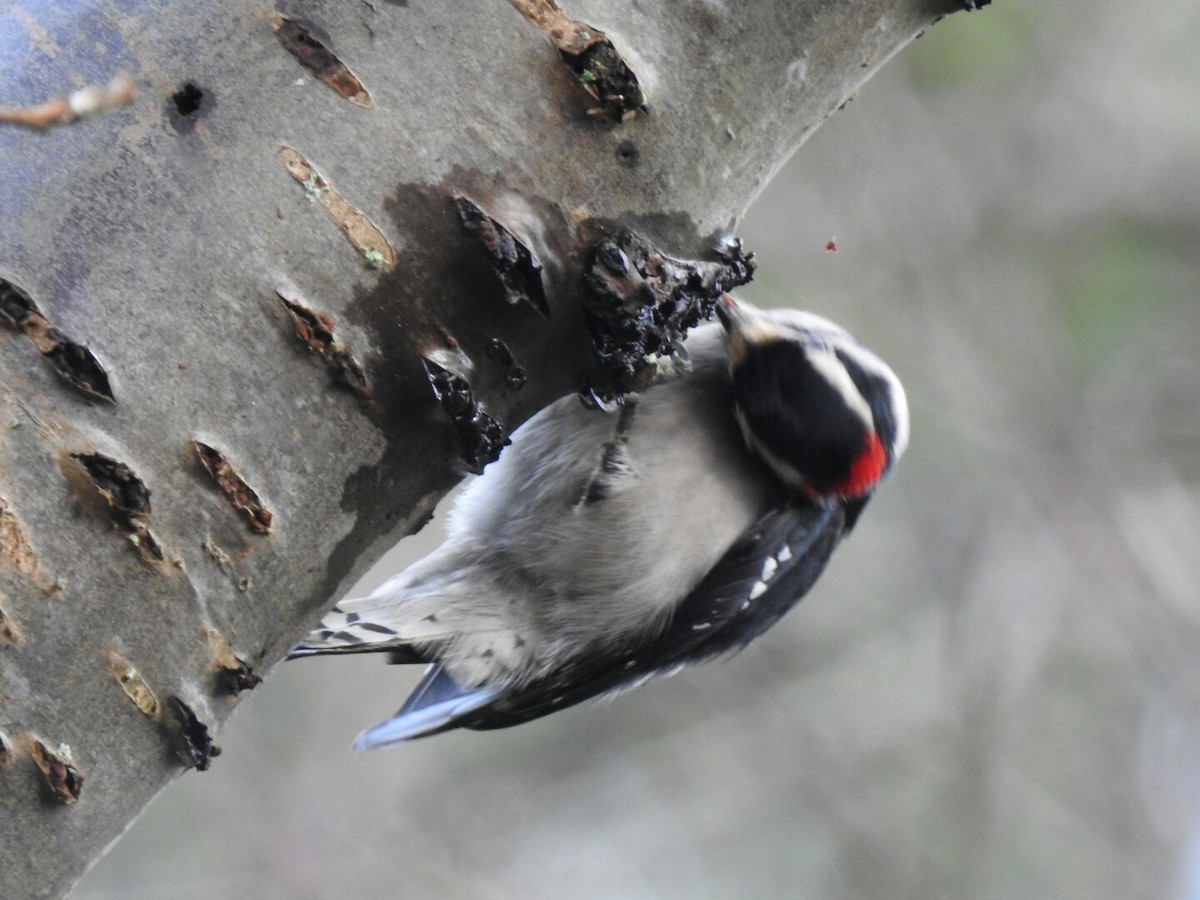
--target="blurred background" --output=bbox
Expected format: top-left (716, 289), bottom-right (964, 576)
top-left (77, 1), bottom-right (1200, 897)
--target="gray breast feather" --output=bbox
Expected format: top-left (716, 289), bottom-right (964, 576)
top-left (446, 325), bottom-right (777, 642)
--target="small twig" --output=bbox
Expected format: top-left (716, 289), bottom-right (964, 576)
top-left (0, 75), bottom-right (134, 130)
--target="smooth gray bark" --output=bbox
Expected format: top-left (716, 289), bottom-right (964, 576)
top-left (0, 1), bottom-right (964, 895)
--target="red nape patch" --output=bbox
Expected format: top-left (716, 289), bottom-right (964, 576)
top-left (830, 430), bottom-right (888, 498)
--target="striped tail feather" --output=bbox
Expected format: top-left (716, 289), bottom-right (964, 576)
top-left (289, 601), bottom-right (411, 659)
top-left (289, 547), bottom-right (495, 662)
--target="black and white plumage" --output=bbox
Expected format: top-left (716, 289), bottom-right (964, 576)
top-left (291, 296), bottom-right (909, 748)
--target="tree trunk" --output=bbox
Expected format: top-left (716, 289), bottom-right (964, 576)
top-left (0, 0), bottom-right (968, 895)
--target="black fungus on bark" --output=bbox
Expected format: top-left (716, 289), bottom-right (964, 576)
top-left (422, 359), bottom-right (511, 473)
top-left (454, 195), bottom-right (550, 317)
top-left (486, 338), bottom-right (528, 390)
top-left (164, 697), bottom-right (220, 772)
top-left (580, 231), bottom-right (755, 407)
top-left (1, 277), bottom-right (115, 402)
top-left (214, 658), bottom-right (263, 695)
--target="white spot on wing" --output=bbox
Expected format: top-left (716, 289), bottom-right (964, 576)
top-left (760, 556), bottom-right (778, 582)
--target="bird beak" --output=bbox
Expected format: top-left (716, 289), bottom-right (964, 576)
top-left (715, 292), bottom-right (737, 331)
top-left (717, 294), bottom-right (781, 364)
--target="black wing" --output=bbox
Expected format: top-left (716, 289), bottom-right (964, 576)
top-left (352, 501), bottom-right (851, 743)
top-left (461, 500), bottom-right (849, 731)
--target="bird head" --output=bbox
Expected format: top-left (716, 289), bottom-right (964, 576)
top-left (717, 294), bottom-right (909, 501)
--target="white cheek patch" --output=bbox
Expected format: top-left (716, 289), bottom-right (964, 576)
top-left (736, 405), bottom-right (806, 490)
top-left (832, 340), bottom-right (910, 460)
top-left (804, 345), bottom-right (875, 431)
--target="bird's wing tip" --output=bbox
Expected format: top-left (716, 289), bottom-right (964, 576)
top-left (353, 665), bottom-right (502, 749)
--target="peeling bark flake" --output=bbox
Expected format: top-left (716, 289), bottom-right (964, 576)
top-left (164, 696), bottom-right (220, 771)
top-left (507, 0), bottom-right (646, 121)
top-left (581, 231), bottom-right (756, 406)
top-left (68, 452), bottom-right (165, 563)
top-left (28, 738), bottom-right (83, 804)
top-left (271, 15), bottom-right (373, 109)
top-left (0, 498), bottom-right (42, 581)
top-left (276, 291), bottom-right (372, 399)
top-left (277, 147), bottom-right (396, 269)
top-left (103, 649), bottom-right (161, 718)
top-left (0, 593), bottom-right (22, 646)
top-left (454, 195), bottom-right (550, 317)
top-left (70, 453), bottom-right (150, 518)
top-left (0, 731), bottom-right (13, 767)
top-left (192, 441), bottom-right (274, 534)
top-left (0, 277), bottom-right (115, 402)
top-left (421, 358), bottom-right (510, 474)
top-left (204, 628), bottom-right (263, 694)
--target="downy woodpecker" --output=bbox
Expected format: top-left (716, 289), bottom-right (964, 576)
top-left (292, 295), bottom-right (909, 748)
